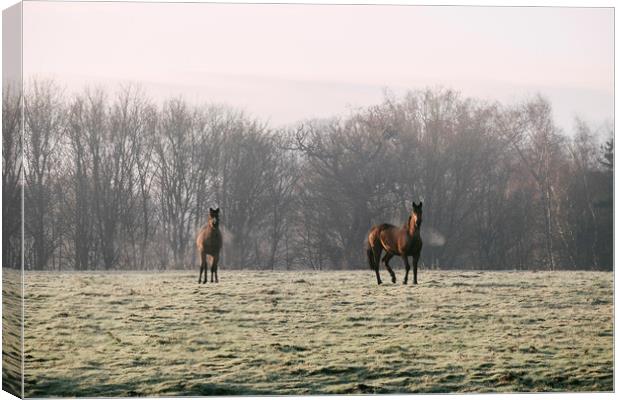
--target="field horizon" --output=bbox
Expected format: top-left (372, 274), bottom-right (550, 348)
top-left (14, 269), bottom-right (614, 396)
top-left (11, 265), bottom-right (615, 273)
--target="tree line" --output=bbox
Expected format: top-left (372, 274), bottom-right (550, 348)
top-left (2, 80), bottom-right (613, 271)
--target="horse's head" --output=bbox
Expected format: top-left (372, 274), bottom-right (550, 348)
top-left (410, 201), bottom-right (423, 230)
top-left (208, 207), bottom-right (220, 229)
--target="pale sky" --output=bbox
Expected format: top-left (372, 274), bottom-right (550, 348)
top-left (21, 1), bottom-right (614, 132)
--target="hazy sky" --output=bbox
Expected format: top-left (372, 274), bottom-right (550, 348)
top-left (22, 1), bottom-right (613, 132)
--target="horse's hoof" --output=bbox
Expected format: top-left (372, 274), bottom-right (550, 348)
top-left (377, 281), bottom-right (382, 285)
top-left (403, 280), bottom-right (408, 285)
top-left (391, 277), bottom-right (396, 284)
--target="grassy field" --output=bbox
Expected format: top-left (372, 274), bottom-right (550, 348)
top-left (2, 268), bottom-right (22, 397)
top-left (21, 269), bottom-right (613, 396)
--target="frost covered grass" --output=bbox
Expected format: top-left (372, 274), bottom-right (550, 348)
top-left (22, 269), bottom-right (612, 396)
top-left (2, 269), bottom-right (22, 397)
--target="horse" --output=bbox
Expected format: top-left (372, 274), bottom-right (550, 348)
top-left (366, 201), bottom-right (423, 285)
top-left (196, 207), bottom-right (223, 284)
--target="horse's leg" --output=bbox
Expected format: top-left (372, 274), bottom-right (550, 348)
top-left (403, 255), bottom-right (411, 285)
top-left (383, 253), bottom-right (396, 284)
top-left (209, 255), bottom-right (215, 283)
top-left (203, 255), bottom-right (210, 284)
top-left (199, 252), bottom-right (206, 284)
top-left (374, 246), bottom-right (383, 285)
top-left (413, 253), bottom-right (419, 285)
top-left (212, 254), bottom-right (219, 283)
top-left (373, 247), bottom-right (382, 272)
top-left (375, 266), bottom-right (382, 285)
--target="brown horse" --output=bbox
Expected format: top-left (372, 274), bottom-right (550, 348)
top-left (196, 207), bottom-right (223, 284)
top-left (366, 201), bottom-right (423, 285)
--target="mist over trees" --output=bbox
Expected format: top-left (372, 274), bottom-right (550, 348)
top-left (2, 80), bottom-right (613, 271)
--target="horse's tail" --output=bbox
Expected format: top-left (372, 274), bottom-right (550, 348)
top-left (366, 228), bottom-right (379, 270)
top-left (366, 246), bottom-right (375, 270)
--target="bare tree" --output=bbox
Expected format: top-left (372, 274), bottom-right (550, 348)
top-left (2, 84), bottom-right (22, 269)
top-left (291, 115), bottom-right (399, 268)
top-left (499, 96), bottom-right (568, 269)
top-left (109, 86), bottom-right (157, 269)
top-left (154, 99), bottom-right (222, 268)
top-left (264, 143), bottom-right (300, 269)
top-left (23, 80), bottom-right (66, 270)
top-left (16, 81), bottom-right (613, 271)
top-left (216, 118), bottom-right (278, 268)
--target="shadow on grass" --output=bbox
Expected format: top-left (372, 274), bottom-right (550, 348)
top-left (2, 367), bottom-right (22, 398)
top-left (26, 376), bottom-right (269, 397)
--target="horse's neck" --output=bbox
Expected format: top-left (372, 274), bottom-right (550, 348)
top-left (204, 225), bottom-right (219, 237)
top-left (403, 222), bottom-right (417, 238)
top-left (399, 223), bottom-right (411, 238)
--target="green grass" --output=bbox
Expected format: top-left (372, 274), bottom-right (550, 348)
top-left (21, 269), bottom-right (613, 396)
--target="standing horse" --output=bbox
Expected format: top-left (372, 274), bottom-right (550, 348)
top-left (196, 207), bottom-right (223, 284)
top-left (366, 202), bottom-right (423, 285)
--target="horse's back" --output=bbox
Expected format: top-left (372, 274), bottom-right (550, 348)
top-left (368, 223), bottom-right (396, 248)
top-left (367, 224), bottom-right (384, 245)
top-left (377, 223), bottom-right (396, 232)
top-left (375, 224), bottom-right (404, 254)
top-left (376, 224), bottom-right (398, 237)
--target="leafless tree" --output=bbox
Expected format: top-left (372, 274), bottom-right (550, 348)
top-left (154, 100), bottom-right (223, 268)
top-left (23, 80), bottom-right (66, 270)
top-left (16, 80), bottom-right (613, 271)
top-left (2, 84), bottom-right (22, 269)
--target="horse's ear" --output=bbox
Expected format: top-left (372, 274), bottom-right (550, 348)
top-left (419, 201), bottom-right (423, 208)
top-left (412, 201), bottom-right (416, 209)
top-left (209, 207), bottom-right (214, 212)
top-left (215, 207), bottom-right (220, 212)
